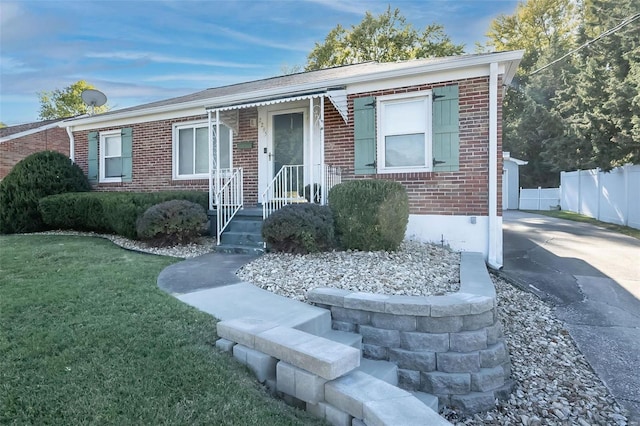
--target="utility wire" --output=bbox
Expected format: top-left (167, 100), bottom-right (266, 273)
top-left (529, 12), bottom-right (640, 76)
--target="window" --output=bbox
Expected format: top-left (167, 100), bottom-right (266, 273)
top-left (376, 92), bottom-right (432, 173)
top-left (100, 130), bottom-right (123, 183)
top-left (173, 121), bottom-right (232, 179)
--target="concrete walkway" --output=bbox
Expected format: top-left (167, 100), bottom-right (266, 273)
top-left (502, 211), bottom-right (640, 423)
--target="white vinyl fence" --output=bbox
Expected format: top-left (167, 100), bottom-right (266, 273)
top-left (519, 187), bottom-right (561, 211)
top-left (560, 165), bottom-right (640, 229)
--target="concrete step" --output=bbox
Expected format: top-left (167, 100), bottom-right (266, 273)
top-left (213, 244), bottom-right (265, 255)
top-left (318, 329), bottom-right (362, 350)
top-left (234, 208), bottom-right (263, 219)
top-left (226, 219), bottom-right (263, 233)
top-left (412, 391), bottom-right (440, 412)
top-left (178, 282), bottom-right (331, 335)
top-left (357, 358), bottom-right (398, 386)
top-left (325, 371), bottom-right (450, 425)
top-left (217, 318), bottom-right (360, 380)
top-left (220, 231), bottom-right (263, 247)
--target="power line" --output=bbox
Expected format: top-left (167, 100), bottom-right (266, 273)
top-left (529, 12), bottom-right (640, 76)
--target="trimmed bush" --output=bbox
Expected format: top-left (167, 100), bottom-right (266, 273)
top-left (328, 179), bottom-right (409, 251)
top-left (39, 191), bottom-right (208, 239)
top-left (136, 200), bottom-right (207, 246)
top-left (0, 151), bottom-right (90, 234)
top-left (262, 203), bottom-right (335, 254)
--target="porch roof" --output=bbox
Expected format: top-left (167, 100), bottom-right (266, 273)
top-left (205, 88), bottom-right (349, 123)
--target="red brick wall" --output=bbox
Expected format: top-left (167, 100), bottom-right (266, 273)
top-left (234, 109), bottom-right (259, 205)
top-left (324, 76), bottom-right (503, 216)
top-left (0, 127), bottom-right (70, 180)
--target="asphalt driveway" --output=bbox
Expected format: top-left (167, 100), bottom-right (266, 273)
top-left (502, 210), bottom-right (640, 423)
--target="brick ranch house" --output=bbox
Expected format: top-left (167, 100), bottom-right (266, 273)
top-left (0, 118), bottom-right (71, 180)
top-left (61, 50), bottom-right (523, 268)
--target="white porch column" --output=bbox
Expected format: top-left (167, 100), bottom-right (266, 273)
top-left (309, 97), bottom-right (314, 202)
top-left (320, 96), bottom-right (326, 205)
top-left (488, 62), bottom-right (502, 269)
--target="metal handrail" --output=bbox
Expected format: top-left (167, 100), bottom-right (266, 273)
top-left (215, 167), bottom-right (243, 245)
top-left (262, 165), bottom-right (305, 220)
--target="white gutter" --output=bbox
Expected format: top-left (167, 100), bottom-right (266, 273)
top-left (66, 126), bottom-right (75, 162)
top-left (62, 51), bottom-right (524, 128)
top-left (488, 62), bottom-right (502, 270)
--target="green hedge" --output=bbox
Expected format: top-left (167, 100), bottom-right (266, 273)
top-left (39, 191), bottom-right (208, 239)
top-left (328, 179), bottom-right (409, 251)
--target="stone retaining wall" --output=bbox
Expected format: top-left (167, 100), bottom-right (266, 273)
top-left (307, 252), bottom-right (514, 413)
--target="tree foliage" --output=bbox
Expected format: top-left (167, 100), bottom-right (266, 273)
top-left (38, 80), bottom-right (109, 120)
top-left (485, 0), bottom-right (638, 185)
top-left (305, 7), bottom-right (464, 71)
top-left (550, 0), bottom-right (640, 171)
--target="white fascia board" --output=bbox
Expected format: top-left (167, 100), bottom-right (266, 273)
top-left (0, 122), bottom-right (63, 143)
top-left (67, 106), bottom-right (206, 132)
top-left (62, 51), bottom-right (524, 130)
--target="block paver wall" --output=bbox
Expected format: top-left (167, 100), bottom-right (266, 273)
top-left (324, 76), bottom-right (504, 215)
top-left (0, 127), bottom-right (70, 180)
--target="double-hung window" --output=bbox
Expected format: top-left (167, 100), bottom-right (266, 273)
top-left (173, 121), bottom-right (232, 179)
top-left (377, 92), bottom-right (432, 173)
top-left (100, 130), bottom-right (123, 182)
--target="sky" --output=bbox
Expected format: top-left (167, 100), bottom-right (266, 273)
top-left (0, 0), bottom-right (519, 126)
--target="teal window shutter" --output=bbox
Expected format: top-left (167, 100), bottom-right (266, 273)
top-left (121, 127), bottom-right (133, 182)
top-left (354, 96), bottom-right (376, 175)
top-left (87, 131), bottom-right (98, 182)
top-left (432, 85), bottom-right (460, 172)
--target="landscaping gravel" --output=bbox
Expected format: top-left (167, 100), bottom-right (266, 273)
top-left (35, 232), bottom-right (631, 424)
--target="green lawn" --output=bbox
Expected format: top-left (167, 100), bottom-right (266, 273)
top-left (524, 210), bottom-right (640, 240)
top-left (0, 235), bottom-right (324, 425)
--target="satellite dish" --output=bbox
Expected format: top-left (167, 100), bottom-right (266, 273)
top-left (81, 89), bottom-right (107, 115)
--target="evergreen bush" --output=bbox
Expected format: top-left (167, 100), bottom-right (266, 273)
top-left (328, 179), bottom-right (409, 251)
top-left (262, 203), bottom-right (335, 254)
top-left (136, 199), bottom-right (207, 247)
top-left (39, 191), bottom-right (208, 239)
top-left (0, 151), bottom-right (90, 234)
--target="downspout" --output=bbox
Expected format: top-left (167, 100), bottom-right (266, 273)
top-left (487, 62), bottom-right (502, 269)
top-left (320, 96), bottom-right (326, 205)
top-left (208, 111), bottom-right (214, 211)
top-left (66, 126), bottom-right (75, 162)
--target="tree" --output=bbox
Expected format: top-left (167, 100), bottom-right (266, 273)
top-left (0, 122), bottom-right (6, 128)
top-left (38, 80), bottom-right (108, 120)
top-left (305, 7), bottom-right (464, 71)
top-left (484, 0), bottom-right (579, 186)
top-left (550, 0), bottom-right (640, 171)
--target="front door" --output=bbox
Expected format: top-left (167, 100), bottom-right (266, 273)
top-left (267, 110), bottom-right (305, 199)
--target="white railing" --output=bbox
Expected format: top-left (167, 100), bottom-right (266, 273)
top-left (215, 167), bottom-right (243, 245)
top-left (262, 164), bottom-right (343, 219)
top-left (262, 165), bottom-right (305, 219)
top-left (321, 164), bottom-right (342, 205)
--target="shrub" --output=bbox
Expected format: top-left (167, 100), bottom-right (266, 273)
top-left (262, 203), bottom-right (335, 254)
top-left (302, 184), bottom-right (321, 203)
top-left (328, 179), bottom-right (409, 251)
top-left (0, 151), bottom-right (90, 234)
top-left (39, 191), bottom-right (209, 239)
top-left (136, 199), bottom-right (207, 246)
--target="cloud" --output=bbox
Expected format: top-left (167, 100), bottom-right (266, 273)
top-left (0, 56), bottom-right (36, 74)
top-left (85, 51), bottom-right (262, 68)
top-left (144, 73), bottom-right (262, 83)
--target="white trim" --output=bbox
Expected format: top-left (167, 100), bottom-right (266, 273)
top-left (406, 214), bottom-right (493, 257)
top-left (376, 91), bottom-right (432, 174)
top-left (99, 129), bottom-right (123, 183)
top-left (67, 126), bottom-right (75, 162)
top-left (61, 51), bottom-right (523, 129)
top-left (173, 119), bottom-right (209, 180)
top-left (488, 62), bottom-right (502, 269)
top-left (0, 121), bottom-right (63, 143)
top-left (327, 89), bottom-right (348, 123)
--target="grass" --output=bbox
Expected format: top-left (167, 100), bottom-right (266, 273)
top-left (524, 210), bottom-right (640, 240)
top-left (0, 234), bottom-right (325, 426)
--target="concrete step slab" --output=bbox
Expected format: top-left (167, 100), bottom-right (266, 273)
top-left (178, 282), bottom-right (331, 335)
top-left (357, 358), bottom-right (398, 386)
top-left (213, 244), bottom-right (265, 255)
top-left (411, 391), bottom-right (440, 411)
top-left (318, 329), bottom-right (362, 350)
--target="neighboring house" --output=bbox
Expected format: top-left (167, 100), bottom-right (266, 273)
top-left (0, 118), bottom-right (71, 180)
top-left (502, 151), bottom-right (528, 210)
top-left (62, 50), bottom-right (523, 268)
